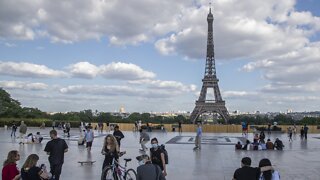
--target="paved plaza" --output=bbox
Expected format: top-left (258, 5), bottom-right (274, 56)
top-left (1, 127), bottom-right (320, 180)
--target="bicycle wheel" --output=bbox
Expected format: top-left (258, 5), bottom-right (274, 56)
top-left (124, 169), bottom-right (137, 180)
top-left (101, 167), bottom-right (119, 180)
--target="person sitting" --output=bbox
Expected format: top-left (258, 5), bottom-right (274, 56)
top-left (274, 138), bottom-right (284, 150)
top-left (260, 142), bottom-right (267, 150)
top-left (258, 158), bottom-right (280, 180)
top-left (259, 131), bottom-right (265, 144)
top-left (233, 157), bottom-right (273, 180)
top-left (34, 132), bottom-right (43, 143)
top-left (252, 139), bottom-right (259, 150)
top-left (242, 140), bottom-right (250, 150)
top-left (21, 154), bottom-right (49, 180)
top-left (26, 133), bottom-right (35, 144)
top-left (266, 139), bottom-right (274, 150)
top-left (235, 141), bottom-right (242, 150)
top-left (78, 132), bottom-right (85, 146)
top-left (253, 134), bottom-right (259, 142)
top-left (2, 150), bottom-right (21, 180)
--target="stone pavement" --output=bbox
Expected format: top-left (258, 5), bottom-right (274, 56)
top-left (1, 127), bottom-right (320, 180)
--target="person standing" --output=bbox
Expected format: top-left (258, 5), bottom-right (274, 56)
top-left (44, 130), bottom-right (68, 180)
top-left (267, 123), bottom-right (271, 135)
top-left (150, 138), bottom-right (167, 177)
top-left (113, 125), bottom-right (125, 148)
top-left (139, 129), bottom-right (150, 152)
top-left (288, 127), bottom-right (293, 142)
top-left (178, 120), bottom-right (182, 134)
top-left (106, 122), bottom-right (110, 132)
top-left (52, 120), bottom-right (56, 130)
top-left (138, 120), bottom-right (142, 130)
top-left (304, 124), bottom-right (309, 140)
top-left (134, 121), bottom-right (138, 132)
top-left (84, 126), bottom-right (94, 152)
top-left (101, 134), bottom-right (119, 170)
top-left (193, 122), bottom-right (202, 150)
top-left (136, 154), bottom-right (165, 180)
top-left (19, 121), bottom-right (27, 144)
top-left (65, 122), bottom-right (71, 137)
top-left (2, 150), bottom-right (20, 180)
top-left (11, 122), bottom-right (17, 137)
top-left (300, 126), bottom-right (304, 140)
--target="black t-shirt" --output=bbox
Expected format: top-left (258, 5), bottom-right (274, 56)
top-left (150, 147), bottom-right (164, 170)
top-left (113, 130), bottom-right (124, 146)
top-left (233, 166), bottom-right (260, 180)
top-left (21, 166), bottom-right (42, 180)
top-left (44, 138), bottom-right (68, 165)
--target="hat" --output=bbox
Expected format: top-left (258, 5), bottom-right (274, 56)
top-left (136, 154), bottom-right (149, 161)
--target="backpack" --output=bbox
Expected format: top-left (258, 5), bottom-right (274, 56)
top-left (160, 144), bottom-right (169, 164)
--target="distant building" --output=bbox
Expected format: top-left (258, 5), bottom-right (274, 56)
top-left (119, 106), bottom-right (125, 113)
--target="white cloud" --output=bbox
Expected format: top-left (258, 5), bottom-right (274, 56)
top-left (59, 84), bottom-right (178, 98)
top-left (67, 61), bottom-right (100, 79)
top-left (0, 61), bottom-right (68, 78)
top-left (0, 61), bottom-right (156, 81)
top-left (242, 42), bottom-right (320, 87)
top-left (0, 81), bottom-right (48, 90)
top-left (223, 91), bottom-right (259, 99)
top-left (129, 79), bottom-right (197, 92)
top-left (0, 0), bottom-right (194, 44)
top-left (100, 62), bottom-right (155, 80)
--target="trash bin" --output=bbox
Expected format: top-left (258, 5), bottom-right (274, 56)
top-left (172, 127), bottom-right (175, 132)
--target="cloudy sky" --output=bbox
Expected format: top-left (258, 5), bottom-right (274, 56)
top-left (0, 0), bottom-right (319, 113)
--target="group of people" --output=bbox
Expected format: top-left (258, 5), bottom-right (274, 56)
top-left (233, 157), bottom-right (280, 180)
top-left (236, 138), bottom-right (284, 151)
top-left (100, 127), bottom-right (167, 180)
top-left (2, 129), bottom-right (68, 180)
top-left (236, 130), bottom-right (285, 151)
top-left (10, 121), bottom-right (43, 145)
top-left (299, 124), bottom-right (309, 140)
top-left (137, 129), bottom-right (167, 180)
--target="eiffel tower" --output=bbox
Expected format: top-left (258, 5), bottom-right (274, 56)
top-left (190, 7), bottom-right (230, 123)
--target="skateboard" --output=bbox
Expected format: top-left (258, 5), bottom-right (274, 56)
top-left (78, 161), bottom-right (96, 165)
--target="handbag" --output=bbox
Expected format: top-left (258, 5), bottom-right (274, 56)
top-left (39, 169), bottom-right (50, 180)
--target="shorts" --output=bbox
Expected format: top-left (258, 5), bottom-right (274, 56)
top-left (86, 141), bottom-right (93, 147)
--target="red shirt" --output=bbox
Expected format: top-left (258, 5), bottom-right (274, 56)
top-left (2, 163), bottom-right (19, 180)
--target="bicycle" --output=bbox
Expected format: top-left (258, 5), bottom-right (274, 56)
top-left (101, 154), bottom-right (137, 180)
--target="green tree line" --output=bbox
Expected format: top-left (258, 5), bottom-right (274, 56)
top-left (0, 88), bottom-right (188, 127)
top-left (1, 88), bottom-right (319, 127)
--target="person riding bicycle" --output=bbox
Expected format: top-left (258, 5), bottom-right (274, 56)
top-left (101, 134), bottom-right (120, 170)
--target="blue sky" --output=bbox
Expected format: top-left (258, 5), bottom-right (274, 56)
top-left (0, 0), bottom-right (319, 113)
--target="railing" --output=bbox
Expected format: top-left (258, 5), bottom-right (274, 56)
top-left (90, 123), bottom-right (320, 133)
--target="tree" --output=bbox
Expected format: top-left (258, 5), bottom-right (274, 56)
top-left (0, 88), bottom-right (22, 117)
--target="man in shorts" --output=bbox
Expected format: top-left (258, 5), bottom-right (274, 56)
top-left (84, 126), bottom-right (94, 151)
